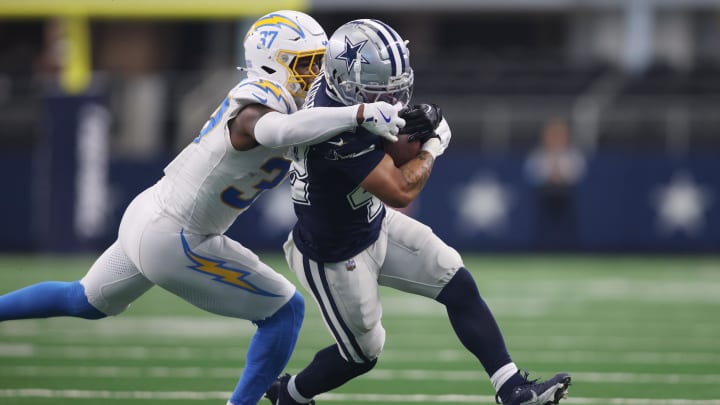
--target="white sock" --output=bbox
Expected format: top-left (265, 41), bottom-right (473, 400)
top-left (491, 362), bottom-right (519, 392)
top-left (287, 375), bottom-right (313, 404)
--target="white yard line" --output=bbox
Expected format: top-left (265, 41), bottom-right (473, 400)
top-left (2, 365), bottom-right (720, 385)
top-left (1, 343), bottom-right (717, 365)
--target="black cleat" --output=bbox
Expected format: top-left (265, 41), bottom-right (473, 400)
top-left (264, 374), bottom-right (315, 405)
top-left (496, 372), bottom-right (571, 405)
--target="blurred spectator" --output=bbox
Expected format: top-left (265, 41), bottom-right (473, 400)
top-left (525, 119), bottom-right (586, 250)
top-left (33, 19), bottom-right (62, 76)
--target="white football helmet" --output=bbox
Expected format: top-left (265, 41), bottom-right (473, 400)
top-left (324, 19), bottom-right (414, 107)
top-left (243, 10), bottom-right (328, 102)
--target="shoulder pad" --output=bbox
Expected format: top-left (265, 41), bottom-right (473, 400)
top-left (232, 78), bottom-right (297, 114)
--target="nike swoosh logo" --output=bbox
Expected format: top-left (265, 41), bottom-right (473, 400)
top-left (327, 138), bottom-right (346, 147)
top-left (326, 144), bottom-right (376, 160)
top-left (378, 109), bottom-right (392, 123)
top-left (353, 144), bottom-right (376, 157)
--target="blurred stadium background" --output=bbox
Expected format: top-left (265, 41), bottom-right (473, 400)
top-left (0, 0), bottom-right (719, 253)
top-left (0, 0), bottom-right (719, 404)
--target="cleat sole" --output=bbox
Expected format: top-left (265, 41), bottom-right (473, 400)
top-left (550, 376), bottom-right (572, 404)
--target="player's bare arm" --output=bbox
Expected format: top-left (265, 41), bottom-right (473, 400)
top-left (228, 103), bottom-right (275, 151)
top-left (359, 151), bottom-right (434, 208)
top-left (360, 103), bottom-right (451, 208)
top-left (399, 150), bottom-right (435, 187)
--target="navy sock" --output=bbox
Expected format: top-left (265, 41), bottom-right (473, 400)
top-left (229, 291), bottom-right (304, 405)
top-left (294, 344), bottom-right (376, 398)
top-left (435, 267), bottom-right (512, 376)
top-left (0, 281), bottom-right (105, 320)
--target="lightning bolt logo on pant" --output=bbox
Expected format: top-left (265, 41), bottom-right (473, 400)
top-left (180, 231), bottom-right (281, 297)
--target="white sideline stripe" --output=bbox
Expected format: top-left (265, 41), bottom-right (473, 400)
top-left (4, 316), bottom-right (720, 335)
top-left (2, 344), bottom-right (719, 366)
top-left (0, 389), bottom-right (719, 404)
top-left (3, 366), bottom-right (720, 385)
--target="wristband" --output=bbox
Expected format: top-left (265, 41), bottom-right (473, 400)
top-left (421, 138), bottom-right (441, 159)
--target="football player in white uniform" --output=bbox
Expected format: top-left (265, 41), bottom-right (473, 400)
top-left (266, 19), bottom-right (571, 405)
top-left (0, 11), bottom-right (405, 405)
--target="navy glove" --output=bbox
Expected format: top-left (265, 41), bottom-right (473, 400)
top-left (399, 103), bottom-right (443, 144)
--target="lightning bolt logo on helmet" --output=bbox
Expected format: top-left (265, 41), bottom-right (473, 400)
top-left (246, 13), bottom-right (306, 40)
top-left (242, 10), bottom-right (328, 102)
top-left (180, 231), bottom-right (281, 297)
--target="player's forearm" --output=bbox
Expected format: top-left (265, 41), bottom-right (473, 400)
top-left (253, 106), bottom-right (361, 148)
top-left (400, 150), bottom-right (434, 190)
top-left (394, 151), bottom-right (435, 205)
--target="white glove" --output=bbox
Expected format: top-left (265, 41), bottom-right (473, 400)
top-left (435, 117), bottom-right (452, 153)
top-left (421, 117), bottom-right (452, 158)
top-left (359, 101), bottom-right (405, 143)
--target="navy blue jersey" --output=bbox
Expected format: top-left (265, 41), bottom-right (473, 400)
top-left (289, 76), bottom-right (386, 262)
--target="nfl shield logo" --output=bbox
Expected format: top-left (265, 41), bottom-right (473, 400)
top-left (345, 259), bottom-right (356, 271)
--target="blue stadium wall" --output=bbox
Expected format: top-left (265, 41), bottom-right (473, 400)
top-left (1, 94), bottom-right (718, 253)
top-left (3, 148), bottom-right (718, 254)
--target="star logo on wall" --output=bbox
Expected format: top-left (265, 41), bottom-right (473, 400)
top-left (335, 36), bottom-right (369, 73)
top-left (455, 174), bottom-right (513, 235)
top-left (651, 171), bottom-right (713, 236)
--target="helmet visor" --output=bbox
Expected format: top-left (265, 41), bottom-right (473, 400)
top-left (357, 86), bottom-right (413, 106)
top-left (355, 71), bottom-right (414, 106)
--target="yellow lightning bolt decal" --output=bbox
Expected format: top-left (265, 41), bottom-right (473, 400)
top-left (246, 14), bottom-right (305, 40)
top-left (180, 231), bottom-right (281, 297)
top-left (239, 79), bottom-right (293, 113)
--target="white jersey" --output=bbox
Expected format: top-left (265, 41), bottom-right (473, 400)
top-left (155, 77), bottom-right (297, 235)
top-left (88, 77), bottom-right (301, 321)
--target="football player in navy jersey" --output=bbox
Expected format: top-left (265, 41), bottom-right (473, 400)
top-left (266, 19), bottom-right (571, 405)
top-left (0, 11), bottom-right (406, 405)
